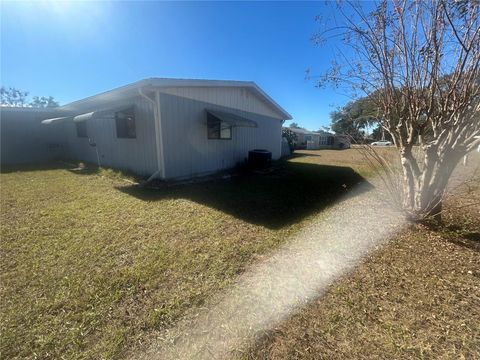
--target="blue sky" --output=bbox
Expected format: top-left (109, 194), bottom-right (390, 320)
top-left (1, 1), bottom-right (351, 130)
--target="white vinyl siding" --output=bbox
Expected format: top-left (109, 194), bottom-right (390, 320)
top-left (159, 92), bottom-right (282, 180)
top-left (159, 86), bottom-right (285, 120)
top-left (65, 96), bottom-right (157, 176)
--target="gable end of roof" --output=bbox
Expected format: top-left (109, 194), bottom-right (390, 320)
top-left (59, 78), bottom-right (292, 120)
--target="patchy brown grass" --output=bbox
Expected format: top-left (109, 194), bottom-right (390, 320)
top-left (244, 226), bottom-right (479, 359)
top-left (292, 146), bottom-right (399, 179)
top-left (2, 148), bottom-right (478, 359)
top-left (0, 152), bottom-right (366, 359)
top-left (243, 151), bottom-right (480, 360)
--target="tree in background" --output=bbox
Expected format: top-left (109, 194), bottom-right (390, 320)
top-left (315, 0), bottom-right (480, 221)
top-left (282, 128), bottom-right (298, 151)
top-left (330, 95), bottom-right (392, 141)
top-left (0, 87), bottom-right (29, 107)
top-left (30, 96), bottom-right (59, 108)
top-left (330, 96), bottom-right (380, 142)
top-left (317, 126), bottom-right (331, 133)
top-left (1, 87), bottom-right (59, 108)
top-left (289, 122), bottom-right (301, 129)
top-left (330, 108), bottom-right (365, 141)
top-left (371, 126), bottom-right (393, 142)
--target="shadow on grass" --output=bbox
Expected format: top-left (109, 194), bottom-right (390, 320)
top-left (464, 232), bottom-right (480, 242)
top-left (445, 233), bottom-right (480, 252)
top-left (428, 221), bottom-right (480, 252)
top-left (288, 152), bottom-right (322, 159)
top-left (118, 162), bottom-right (373, 229)
top-left (0, 162), bottom-right (72, 173)
top-left (1, 161), bottom-right (106, 177)
top-left (443, 227), bottom-right (480, 252)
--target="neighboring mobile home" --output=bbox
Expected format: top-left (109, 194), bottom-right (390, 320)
top-left (285, 127), bottom-right (351, 150)
top-left (0, 107), bottom-right (67, 165)
top-left (285, 127), bottom-right (318, 149)
top-left (1, 78), bottom-right (292, 180)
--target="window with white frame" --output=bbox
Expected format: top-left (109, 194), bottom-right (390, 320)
top-left (207, 112), bottom-right (232, 140)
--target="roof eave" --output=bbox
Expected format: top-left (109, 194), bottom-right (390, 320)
top-left (58, 78), bottom-right (292, 120)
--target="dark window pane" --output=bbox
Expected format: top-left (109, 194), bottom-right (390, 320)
top-left (207, 112), bottom-right (231, 140)
top-left (76, 122), bottom-right (87, 138)
top-left (115, 107), bottom-right (136, 139)
top-left (207, 113), bottom-right (220, 139)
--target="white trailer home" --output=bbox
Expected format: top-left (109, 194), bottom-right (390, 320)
top-left (284, 127), bottom-right (351, 150)
top-left (1, 78), bottom-right (292, 180)
top-left (0, 107), bottom-right (67, 165)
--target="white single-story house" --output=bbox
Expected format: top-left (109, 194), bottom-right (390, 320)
top-left (285, 127), bottom-right (317, 148)
top-left (1, 78), bottom-right (292, 180)
top-left (284, 127), bottom-right (351, 150)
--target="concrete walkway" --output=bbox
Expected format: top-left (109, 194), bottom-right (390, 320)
top-left (133, 179), bottom-right (405, 360)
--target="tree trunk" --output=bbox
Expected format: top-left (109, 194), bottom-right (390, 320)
top-left (399, 149), bottom-right (463, 223)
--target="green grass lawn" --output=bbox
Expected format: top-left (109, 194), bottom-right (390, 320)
top-left (3, 148), bottom-right (477, 359)
top-left (0, 152), bottom-right (368, 359)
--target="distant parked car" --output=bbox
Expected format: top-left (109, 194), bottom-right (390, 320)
top-left (371, 140), bottom-right (393, 146)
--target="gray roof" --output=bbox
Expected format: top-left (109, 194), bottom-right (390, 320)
top-left (58, 78), bottom-right (292, 120)
top-left (284, 127), bottom-right (333, 136)
top-left (284, 127), bottom-right (315, 135)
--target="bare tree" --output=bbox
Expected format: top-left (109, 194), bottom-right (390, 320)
top-left (316, 0), bottom-right (480, 221)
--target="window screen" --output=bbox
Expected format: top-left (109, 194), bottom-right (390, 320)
top-left (115, 107), bottom-right (136, 139)
top-left (76, 122), bottom-right (87, 138)
top-left (207, 112), bottom-right (232, 140)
